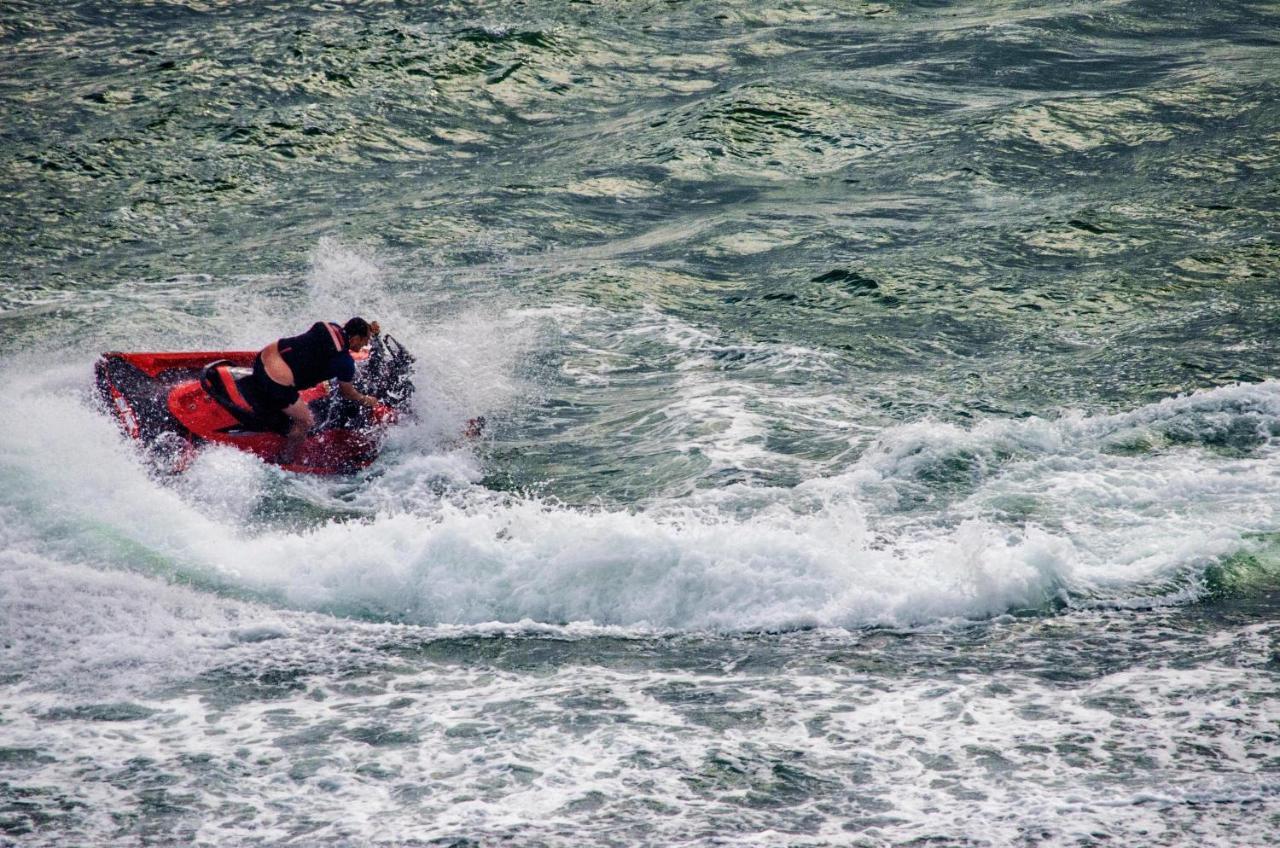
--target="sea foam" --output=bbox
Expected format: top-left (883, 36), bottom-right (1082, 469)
top-left (1, 350), bottom-right (1276, 633)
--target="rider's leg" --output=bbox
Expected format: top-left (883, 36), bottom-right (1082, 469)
top-left (278, 398), bottom-right (314, 464)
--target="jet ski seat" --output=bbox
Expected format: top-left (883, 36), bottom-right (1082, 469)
top-left (199, 361), bottom-right (289, 434)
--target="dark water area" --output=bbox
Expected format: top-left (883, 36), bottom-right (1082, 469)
top-left (5, 1), bottom-right (1278, 417)
top-left (1, 1), bottom-right (1278, 845)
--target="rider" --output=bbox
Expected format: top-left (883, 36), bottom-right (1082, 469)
top-left (251, 317), bottom-right (383, 462)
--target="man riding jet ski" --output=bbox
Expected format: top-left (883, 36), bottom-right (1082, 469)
top-left (96, 317), bottom-right (416, 474)
top-left (251, 317), bottom-right (386, 463)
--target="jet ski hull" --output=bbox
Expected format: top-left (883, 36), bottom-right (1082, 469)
top-left (96, 350), bottom-right (388, 474)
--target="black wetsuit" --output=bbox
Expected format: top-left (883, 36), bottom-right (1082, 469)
top-left (246, 322), bottom-right (355, 414)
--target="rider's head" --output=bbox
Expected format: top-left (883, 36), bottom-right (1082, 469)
top-left (343, 317), bottom-right (374, 351)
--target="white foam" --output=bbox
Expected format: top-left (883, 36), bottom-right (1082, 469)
top-left (6, 617), bottom-right (1274, 846)
top-left (3, 351), bottom-right (1280, 635)
top-left (4, 240), bottom-right (1280, 636)
top-left (0, 525), bottom-right (290, 695)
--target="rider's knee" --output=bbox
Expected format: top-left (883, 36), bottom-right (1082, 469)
top-left (289, 408), bottom-right (314, 432)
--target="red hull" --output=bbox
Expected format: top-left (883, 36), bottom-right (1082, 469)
top-left (96, 350), bottom-right (384, 474)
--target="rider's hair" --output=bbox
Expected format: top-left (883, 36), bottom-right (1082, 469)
top-left (343, 317), bottom-right (371, 339)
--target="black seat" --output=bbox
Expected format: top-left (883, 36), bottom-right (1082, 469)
top-left (199, 361), bottom-right (288, 434)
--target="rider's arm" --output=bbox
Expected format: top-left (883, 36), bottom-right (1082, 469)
top-left (338, 380), bottom-right (378, 408)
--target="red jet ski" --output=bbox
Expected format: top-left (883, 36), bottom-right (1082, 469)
top-left (95, 334), bottom-right (417, 474)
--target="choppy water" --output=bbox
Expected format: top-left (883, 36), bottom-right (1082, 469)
top-left (2, 1), bottom-right (1279, 845)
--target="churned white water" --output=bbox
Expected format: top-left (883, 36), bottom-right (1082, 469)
top-left (4, 0), bottom-right (1280, 843)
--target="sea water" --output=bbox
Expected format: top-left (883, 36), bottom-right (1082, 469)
top-left (1, 1), bottom-right (1278, 845)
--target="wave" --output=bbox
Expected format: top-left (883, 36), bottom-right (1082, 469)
top-left (2, 344), bottom-right (1277, 634)
top-left (1, 241), bottom-right (1277, 638)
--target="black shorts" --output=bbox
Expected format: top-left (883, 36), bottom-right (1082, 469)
top-left (248, 354), bottom-right (301, 413)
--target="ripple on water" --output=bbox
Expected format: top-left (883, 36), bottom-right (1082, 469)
top-left (2, 0), bottom-right (1280, 845)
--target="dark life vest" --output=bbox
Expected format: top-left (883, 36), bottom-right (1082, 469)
top-left (277, 322), bottom-right (355, 389)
